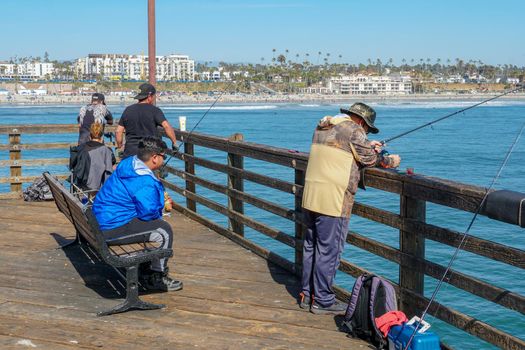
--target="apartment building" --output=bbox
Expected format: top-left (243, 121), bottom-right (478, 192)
top-left (328, 75), bottom-right (413, 95)
top-left (0, 61), bottom-right (55, 80)
top-left (75, 54), bottom-right (195, 81)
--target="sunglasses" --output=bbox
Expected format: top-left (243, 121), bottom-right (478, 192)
top-left (156, 153), bottom-right (167, 160)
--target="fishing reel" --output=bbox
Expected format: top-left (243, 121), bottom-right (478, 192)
top-left (379, 149), bottom-right (390, 157)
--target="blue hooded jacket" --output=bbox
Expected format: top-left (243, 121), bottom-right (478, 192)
top-left (93, 155), bottom-right (164, 231)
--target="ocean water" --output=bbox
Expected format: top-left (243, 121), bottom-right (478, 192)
top-left (1, 101), bottom-right (524, 349)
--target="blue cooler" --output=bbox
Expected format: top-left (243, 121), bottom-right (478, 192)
top-left (388, 317), bottom-right (440, 350)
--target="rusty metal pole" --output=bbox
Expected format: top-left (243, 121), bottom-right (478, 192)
top-left (148, 0), bottom-right (157, 96)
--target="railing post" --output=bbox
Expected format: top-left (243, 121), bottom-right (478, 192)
top-left (227, 133), bottom-right (244, 236)
top-left (9, 132), bottom-right (21, 193)
top-left (183, 140), bottom-right (196, 212)
top-left (399, 193), bottom-right (426, 316)
top-left (294, 168), bottom-right (305, 276)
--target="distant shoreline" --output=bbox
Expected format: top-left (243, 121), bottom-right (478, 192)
top-left (1, 92), bottom-right (524, 106)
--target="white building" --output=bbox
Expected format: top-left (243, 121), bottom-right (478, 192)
top-left (75, 54), bottom-right (195, 81)
top-left (0, 61), bottom-right (54, 80)
top-left (503, 77), bottom-right (520, 84)
top-left (16, 85), bottom-right (47, 95)
top-left (198, 71), bottom-right (212, 81)
top-left (328, 75), bottom-right (413, 95)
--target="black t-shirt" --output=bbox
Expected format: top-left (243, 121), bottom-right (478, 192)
top-left (118, 103), bottom-right (167, 157)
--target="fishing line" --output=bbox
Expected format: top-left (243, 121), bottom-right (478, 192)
top-left (382, 85), bottom-right (524, 145)
top-left (160, 81), bottom-right (235, 172)
top-left (403, 119), bottom-right (525, 350)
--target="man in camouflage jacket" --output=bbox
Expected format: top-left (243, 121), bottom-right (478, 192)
top-left (300, 102), bottom-right (401, 314)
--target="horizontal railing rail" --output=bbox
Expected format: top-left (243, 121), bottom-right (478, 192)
top-left (0, 124), bottom-right (523, 349)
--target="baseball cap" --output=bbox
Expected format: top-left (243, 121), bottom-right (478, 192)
top-left (91, 92), bottom-right (105, 103)
top-left (134, 83), bottom-right (156, 100)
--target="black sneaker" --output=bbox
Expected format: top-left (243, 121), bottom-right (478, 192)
top-left (299, 292), bottom-right (312, 310)
top-left (143, 271), bottom-right (183, 292)
top-left (310, 300), bottom-right (347, 315)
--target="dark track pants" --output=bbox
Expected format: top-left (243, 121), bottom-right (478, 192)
top-left (301, 210), bottom-right (350, 307)
top-left (102, 218), bottom-right (173, 272)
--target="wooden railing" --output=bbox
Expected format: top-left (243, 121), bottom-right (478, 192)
top-left (163, 129), bottom-right (524, 350)
top-left (0, 124), bottom-right (523, 349)
top-left (0, 124), bottom-right (116, 198)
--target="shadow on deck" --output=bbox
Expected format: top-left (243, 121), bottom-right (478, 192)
top-left (0, 200), bottom-right (371, 350)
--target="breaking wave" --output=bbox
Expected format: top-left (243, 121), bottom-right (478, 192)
top-left (163, 105), bottom-right (278, 111)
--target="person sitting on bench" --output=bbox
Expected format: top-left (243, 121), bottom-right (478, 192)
top-left (92, 136), bottom-right (182, 292)
top-left (70, 122), bottom-right (116, 194)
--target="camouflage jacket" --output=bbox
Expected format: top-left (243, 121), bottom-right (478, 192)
top-left (302, 114), bottom-right (394, 218)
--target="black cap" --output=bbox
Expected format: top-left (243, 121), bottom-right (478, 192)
top-left (91, 92), bottom-right (105, 103)
top-left (134, 83), bottom-right (156, 100)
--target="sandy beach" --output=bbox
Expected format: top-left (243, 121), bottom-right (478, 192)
top-left (1, 92), bottom-right (524, 106)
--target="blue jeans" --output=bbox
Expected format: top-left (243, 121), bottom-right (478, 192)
top-left (301, 210), bottom-right (349, 307)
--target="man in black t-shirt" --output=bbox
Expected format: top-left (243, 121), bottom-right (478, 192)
top-left (116, 83), bottom-right (177, 158)
top-left (77, 93), bottom-right (113, 145)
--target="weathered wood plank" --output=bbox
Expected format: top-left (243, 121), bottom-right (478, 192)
top-left (0, 124), bottom-right (116, 134)
top-left (0, 158), bottom-right (69, 167)
top-left (227, 133), bottom-right (245, 236)
top-left (0, 192), bottom-right (21, 200)
top-left (0, 174), bottom-right (69, 184)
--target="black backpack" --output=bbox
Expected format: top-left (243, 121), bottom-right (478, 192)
top-left (23, 175), bottom-right (54, 201)
top-left (342, 274), bottom-right (398, 349)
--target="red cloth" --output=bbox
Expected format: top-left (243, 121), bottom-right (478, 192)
top-left (375, 311), bottom-right (408, 337)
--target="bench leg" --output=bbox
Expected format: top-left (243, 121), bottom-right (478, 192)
top-left (97, 265), bottom-right (165, 317)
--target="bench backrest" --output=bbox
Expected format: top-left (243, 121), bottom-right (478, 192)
top-left (44, 172), bottom-right (73, 224)
top-left (43, 172), bottom-right (104, 251)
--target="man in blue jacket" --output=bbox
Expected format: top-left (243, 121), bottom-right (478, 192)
top-left (93, 136), bottom-right (182, 291)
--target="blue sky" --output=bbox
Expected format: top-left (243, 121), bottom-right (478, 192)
top-left (1, 0), bottom-right (524, 65)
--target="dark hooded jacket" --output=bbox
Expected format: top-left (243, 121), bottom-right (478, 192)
top-left (70, 141), bottom-right (115, 191)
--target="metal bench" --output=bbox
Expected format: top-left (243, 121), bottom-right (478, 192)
top-left (43, 172), bottom-right (173, 316)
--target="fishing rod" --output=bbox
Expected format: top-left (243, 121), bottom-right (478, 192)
top-left (402, 119), bottom-right (525, 350)
top-left (160, 81), bottom-right (234, 175)
top-left (381, 85), bottom-right (524, 145)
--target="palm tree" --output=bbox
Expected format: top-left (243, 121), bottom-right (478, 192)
top-left (317, 51), bottom-right (322, 65)
top-left (277, 54), bottom-right (286, 66)
top-left (376, 58), bottom-right (383, 74)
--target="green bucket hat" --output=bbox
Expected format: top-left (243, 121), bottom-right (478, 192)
top-left (340, 102), bottom-right (379, 134)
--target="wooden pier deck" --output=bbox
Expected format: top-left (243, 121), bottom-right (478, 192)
top-left (0, 199), bottom-right (368, 350)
